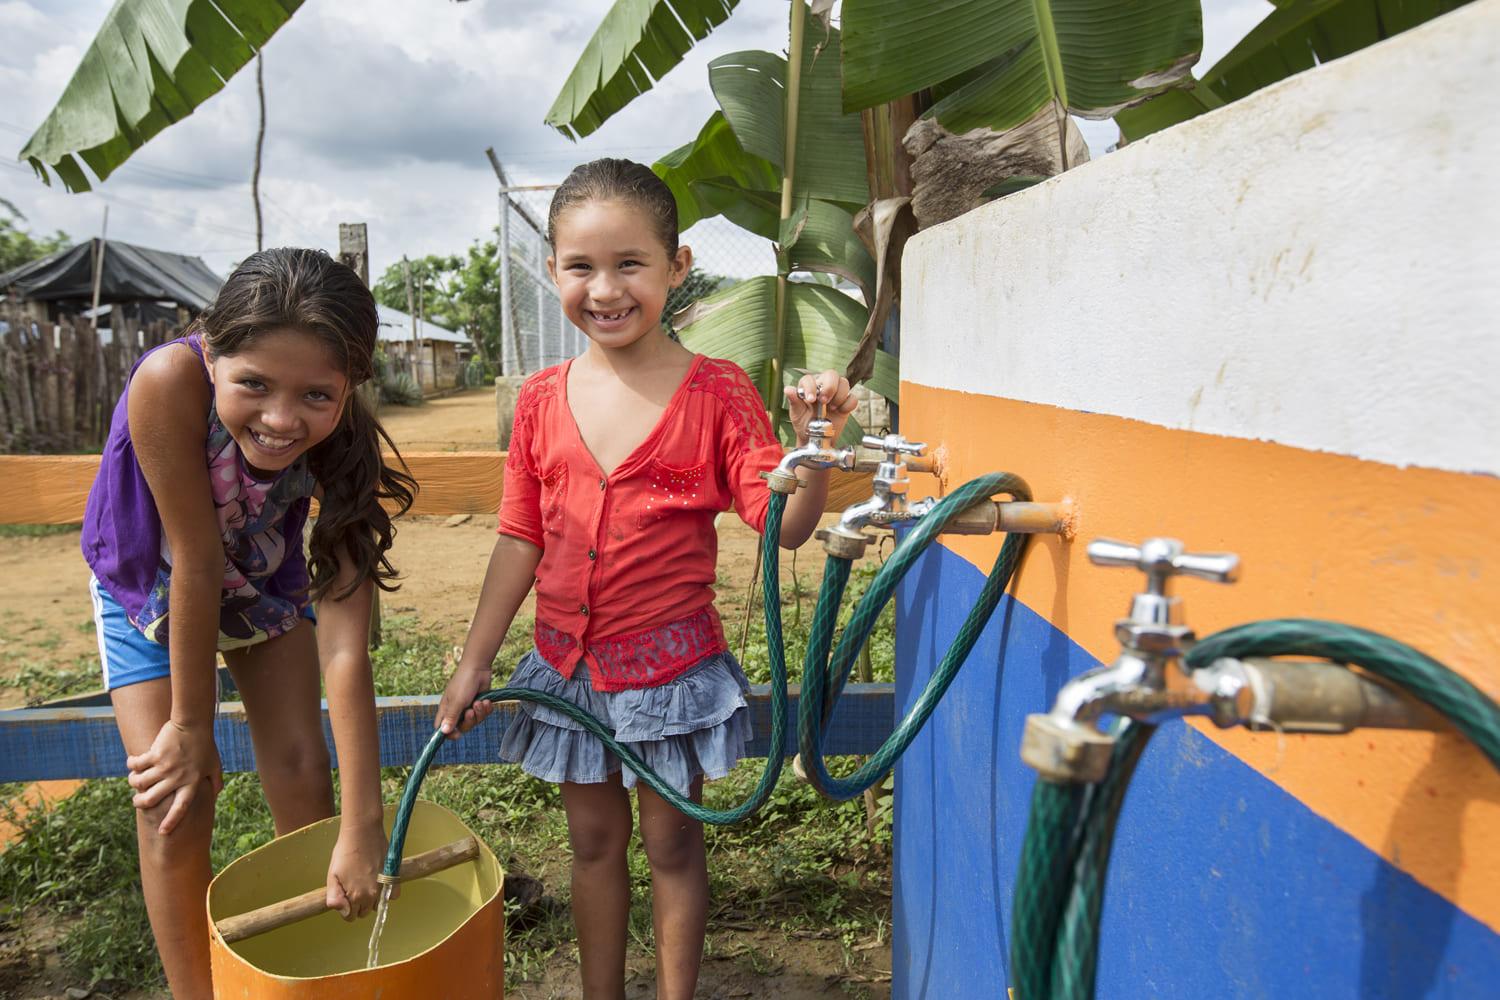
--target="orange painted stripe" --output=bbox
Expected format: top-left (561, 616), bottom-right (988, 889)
top-left (0, 454), bottom-right (873, 524)
top-left (903, 382), bottom-right (1500, 932)
top-left (0, 780), bottom-right (84, 851)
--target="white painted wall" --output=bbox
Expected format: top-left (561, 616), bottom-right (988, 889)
top-left (902, 1), bottom-right (1500, 477)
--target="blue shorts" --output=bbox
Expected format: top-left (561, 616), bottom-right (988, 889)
top-left (88, 577), bottom-right (315, 691)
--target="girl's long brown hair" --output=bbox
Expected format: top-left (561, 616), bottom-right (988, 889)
top-left (195, 247), bottom-right (416, 601)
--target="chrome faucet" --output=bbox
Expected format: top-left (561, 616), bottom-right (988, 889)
top-left (763, 400), bottom-right (857, 496)
top-left (1021, 538), bottom-right (1240, 782)
top-left (816, 433), bottom-right (929, 558)
top-left (1021, 537), bottom-right (1446, 784)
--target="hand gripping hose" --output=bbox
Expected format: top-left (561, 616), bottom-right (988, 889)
top-left (381, 492), bottom-right (793, 878)
top-left (1012, 621), bottom-right (1500, 999)
top-left (797, 472), bottom-right (1032, 801)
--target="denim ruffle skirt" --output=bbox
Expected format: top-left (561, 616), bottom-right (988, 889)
top-left (496, 648), bottom-right (753, 797)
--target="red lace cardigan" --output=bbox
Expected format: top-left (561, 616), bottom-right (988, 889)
top-left (498, 355), bottom-right (783, 692)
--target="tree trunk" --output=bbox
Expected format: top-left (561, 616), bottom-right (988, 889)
top-left (253, 53), bottom-right (265, 252)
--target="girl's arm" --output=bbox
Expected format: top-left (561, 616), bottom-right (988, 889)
top-left (435, 533), bottom-right (542, 736)
top-left (779, 370), bottom-right (858, 548)
top-left (313, 550), bottom-right (386, 919)
top-left (123, 345), bottom-right (225, 836)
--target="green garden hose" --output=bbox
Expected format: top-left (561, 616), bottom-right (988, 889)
top-left (382, 491), bottom-right (794, 877)
top-left (797, 472), bottom-right (1033, 801)
top-left (383, 469), bottom-right (1036, 877)
top-left (1011, 621), bottom-right (1500, 999)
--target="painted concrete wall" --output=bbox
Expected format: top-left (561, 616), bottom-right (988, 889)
top-left (892, 4), bottom-right (1500, 997)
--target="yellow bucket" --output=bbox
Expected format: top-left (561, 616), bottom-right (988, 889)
top-left (207, 800), bottom-right (504, 999)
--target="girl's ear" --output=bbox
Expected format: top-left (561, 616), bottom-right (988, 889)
top-left (668, 245), bottom-right (693, 288)
top-left (546, 255), bottom-right (559, 287)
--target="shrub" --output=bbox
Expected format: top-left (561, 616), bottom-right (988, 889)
top-left (380, 371), bottom-right (422, 407)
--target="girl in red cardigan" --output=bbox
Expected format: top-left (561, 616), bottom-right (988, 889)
top-left (436, 158), bottom-right (855, 998)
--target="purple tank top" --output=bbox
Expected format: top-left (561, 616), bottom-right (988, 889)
top-left (81, 336), bottom-right (318, 649)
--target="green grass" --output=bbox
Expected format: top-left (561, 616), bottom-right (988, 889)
top-left (0, 524), bottom-right (80, 538)
top-left (0, 572), bottom-right (897, 992)
top-left (0, 656), bottom-right (99, 705)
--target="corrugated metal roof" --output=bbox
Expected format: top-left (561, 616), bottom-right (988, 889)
top-left (0, 238), bottom-right (223, 310)
top-left (376, 304), bottom-right (468, 344)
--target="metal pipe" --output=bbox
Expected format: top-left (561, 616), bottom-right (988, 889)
top-left (1235, 657), bottom-right (1449, 734)
top-left (936, 500), bottom-right (1072, 536)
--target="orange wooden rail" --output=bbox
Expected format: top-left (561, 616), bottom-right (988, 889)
top-left (0, 453), bottom-right (874, 524)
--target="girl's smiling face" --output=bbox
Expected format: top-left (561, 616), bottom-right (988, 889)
top-left (206, 328), bottom-right (349, 476)
top-left (547, 199), bottom-right (692, 352)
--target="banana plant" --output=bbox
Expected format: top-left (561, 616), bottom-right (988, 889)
top-left (19, 0), bottom-right (303, 191)
top-left (839, 0), bottom-right (1202, 165)
top-left (653, 8), bottom-right (893, 444)
top-left (1116, 0), bottom-right (1475, 141)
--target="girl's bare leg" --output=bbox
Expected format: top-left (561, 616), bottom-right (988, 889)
top-left (636, 778), bottom-right (707, 1000)
top-left (561, 775), bottom-right (633, 1000)
top-left (111, 679), bottom-right (217, 999)
top-left (225, 622), bottom-right (334, 835)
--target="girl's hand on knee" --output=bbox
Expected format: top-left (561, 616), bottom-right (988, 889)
top-left (436, 663), bottom-right (495, 738)
top-left (784, 369), bottom-right (858, 446)
top-left (125, 720), bottom-right (223, 835)
top-left (327, 820), bottom-right (389, 920)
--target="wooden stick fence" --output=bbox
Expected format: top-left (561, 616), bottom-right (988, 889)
top-left (0, 309), bottom-right (174, 454)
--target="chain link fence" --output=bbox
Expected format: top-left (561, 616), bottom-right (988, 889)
top-left (498, 187), bottom-right (774, 376)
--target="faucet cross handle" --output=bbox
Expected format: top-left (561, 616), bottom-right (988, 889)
top-left (1088, 538), bottom-right (1240, 594)
top-left (1090, 537), bottom-right (1239, 652)
top-left (861, 433), bottom-right (927, 461)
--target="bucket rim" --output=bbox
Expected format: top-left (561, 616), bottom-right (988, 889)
top-left (206, 799), bottom-right (504, 981)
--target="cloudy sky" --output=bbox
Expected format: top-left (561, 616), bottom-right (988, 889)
top-left (1, 0), bottom-right (1269, 284)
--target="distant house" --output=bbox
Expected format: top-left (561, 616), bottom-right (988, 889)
top-left (0, 238), bottom-right (222, 332)
top-left (376, 305), bottom-right (471, 392)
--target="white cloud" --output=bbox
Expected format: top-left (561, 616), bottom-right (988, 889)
top-left (1, 0), bottom-right (787, 281)
top-left (1, 1), bottom-right (1275, 280)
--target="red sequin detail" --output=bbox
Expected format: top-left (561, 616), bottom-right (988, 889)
top-left (534, 607), bottom-right (727, 692)
top-left (638, 459), bottom-right (709, 528)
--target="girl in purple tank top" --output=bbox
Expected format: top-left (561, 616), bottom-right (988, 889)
top-left (81, 248), bottom-right (415, 996)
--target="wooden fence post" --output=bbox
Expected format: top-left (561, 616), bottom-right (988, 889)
top-left (337, 223), bottom-right (383, 650)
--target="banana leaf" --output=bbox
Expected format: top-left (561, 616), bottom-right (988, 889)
top-left (654, 111), bottom-right (779, 231)
top-left (19, 0), bottom-right (303, 191)
top-left (709, 25), bottom-right (869, 209)
top-left (546, 0), bottom-right (740, 140)
top-left (675, 275), bottom-right (898, 409)
top-left (840, 0), bottom-right (1202, 131)
top-left (1117, 0), bottom-right (1472, 141)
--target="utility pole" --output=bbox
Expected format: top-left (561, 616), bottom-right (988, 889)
top-left (402, 255), bottom-right (420, 390)
top-left (337, 222), bottom-right (382, 649)
top-left (89, 206), bottom-right (109, 332)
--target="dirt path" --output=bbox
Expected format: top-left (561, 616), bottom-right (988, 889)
top-left (377, 388), bottom-right (501, 452)
top-left (0, 532), bottom-right (97, 709)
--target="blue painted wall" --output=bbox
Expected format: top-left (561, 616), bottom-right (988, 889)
top-left (892, 543), bottom-right (1500, 999)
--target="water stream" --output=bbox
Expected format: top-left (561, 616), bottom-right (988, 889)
top-left (365, 881), bottom-right (396, 969)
